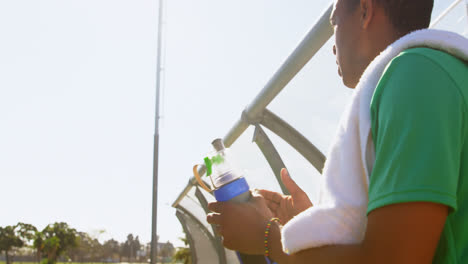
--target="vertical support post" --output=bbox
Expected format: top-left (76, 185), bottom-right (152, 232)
top-left (252, 125), bottom-right (290, 195)
top-left (151, 0), bottom-right (164, 264)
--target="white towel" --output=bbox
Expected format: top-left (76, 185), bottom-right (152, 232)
top-left (281, 29), bottom-right (468, 254)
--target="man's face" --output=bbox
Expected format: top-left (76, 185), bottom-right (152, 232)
top-left (330, 0), bottom-right (364, 88)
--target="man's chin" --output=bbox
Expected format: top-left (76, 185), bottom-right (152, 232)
top-left (341, 76), bottom-right (357, 89)
top-left (338, 68), bottom-right (355, 88)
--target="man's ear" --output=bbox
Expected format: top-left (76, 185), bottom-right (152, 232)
top-left (360, 0), bottom-right (374, 29)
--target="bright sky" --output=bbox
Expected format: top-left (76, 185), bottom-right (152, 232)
top-left (0, 0), bottom-right (466, 248)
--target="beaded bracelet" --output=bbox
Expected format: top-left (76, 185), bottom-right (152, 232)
top-left (264, 217), bottom-right (280, 257)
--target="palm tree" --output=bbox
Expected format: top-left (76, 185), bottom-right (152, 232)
top-left (33, 231), bottom-right (44, 263)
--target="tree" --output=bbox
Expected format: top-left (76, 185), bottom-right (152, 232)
top-left (16, 223), bottom-right (37, 244)
top-left (42, 237), bottom-right (60, 264)
top-left (0, 223), bottom-right (37, 264)
top-left (66, 231), bottom-right (101, 262)
top-left (33, 231), bottom-right (45, 263)
top-left (121, 234), bottom-right (133, 261)
top-left (39, 222), bottom-right (78, 264)
top-left (133, 236), bottom-right (141, 261)
top-left (102, 239), bottom-right (120, 262)
top-left (0, 226), bottom-right (23, 264)
top-left (173, 234), bottom-right (191, 264)
top-left (122, 233), bottom-right (140, 261)
top-left (160, 241), bottom-right (174, 261)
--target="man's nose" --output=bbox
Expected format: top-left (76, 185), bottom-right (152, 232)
top-left (333, 45), bottom-right (336, 55)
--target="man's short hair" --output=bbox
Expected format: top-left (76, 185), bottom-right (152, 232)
top-left (347, 0), bottom-right (434, 35)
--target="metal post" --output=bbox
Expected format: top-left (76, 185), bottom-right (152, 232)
top-left (252, 125), bottom-right (290, 195)
top-left (151, 0), bottom-right (164, 263)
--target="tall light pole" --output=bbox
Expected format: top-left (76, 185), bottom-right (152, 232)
top-left (151, 0), bottom-right (164, 263)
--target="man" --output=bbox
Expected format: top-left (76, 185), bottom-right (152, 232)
top-left (207, 0), bottom-right (468, 263)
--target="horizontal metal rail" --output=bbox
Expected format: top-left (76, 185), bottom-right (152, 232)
top-left (430, 0), bottom-right (463, 28)
top-left (172, 3), bottom-right (333, 208)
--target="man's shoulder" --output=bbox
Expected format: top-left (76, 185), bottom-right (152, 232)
top-left (396, 47), bottom-right (468, 88)
top-left (401, 47), bottom-right (465, 64)
top-left (372, 46), bottom-right (468, 128)
top-left (375, 47), bottom-right (468, 101)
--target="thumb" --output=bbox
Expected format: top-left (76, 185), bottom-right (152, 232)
top-left (281, 168), bottom-right (304, 197)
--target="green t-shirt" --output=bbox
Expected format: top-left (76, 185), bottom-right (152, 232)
top-left (368, 47), bottom-right (468, 263)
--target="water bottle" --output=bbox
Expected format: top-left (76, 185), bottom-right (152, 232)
top-left (194, 138), bottom-right (251, 202)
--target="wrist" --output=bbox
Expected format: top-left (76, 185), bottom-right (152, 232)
top-left (264, 217), bottom-right (280, 258)
top-left (268, 220), bottom-right (291, 264)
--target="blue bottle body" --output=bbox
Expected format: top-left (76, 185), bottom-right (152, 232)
top-left (213, 177), bottom-right (250, 202)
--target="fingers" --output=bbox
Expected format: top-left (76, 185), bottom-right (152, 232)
top-left (250, 191), bottom-right (266, 203)
top-left (207, 213), bottom-right (223, 236)
top-left (254, 190), bottom-right (280, 215)
top-left (208, 202), bottom-right (224, 213)
top-left (207, 213), bottom-right (222, 225)
top-left (281, 168), bottom-right (304, 196)
top-left (257, 189), bottom-right (283, 204)
top-left (265, 199), bottom-right (279, 212)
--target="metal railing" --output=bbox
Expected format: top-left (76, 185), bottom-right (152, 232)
top-left (172, 3), bottom-right (333, 209)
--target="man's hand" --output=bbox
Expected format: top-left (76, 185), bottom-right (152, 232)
top-left (206, 192), bottom-right (274, 254)
top-left (257, 168), bottom-right (313, 225)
